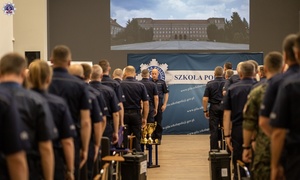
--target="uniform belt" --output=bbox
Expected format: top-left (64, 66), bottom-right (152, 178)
top-left (124, 109), bottom-right (140, 113)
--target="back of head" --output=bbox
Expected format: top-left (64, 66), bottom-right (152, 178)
top-left (224, 62), bottom-right (232, 70)
top-left (68, 64), bottom-right (84, 78)
top-left (112, 68), bottom-right (123, 79)
top-left (282, 34), bottom-right (297, 63)
top-left (0, 52), bottom-right (27, 76)
top-left (51, 45), bottom-right (71, 67)
top-left (214, 66), bottom-right (223, 77)
top-left (225, 69), bottom-right (234, 79)
top-left (240, 61), bottom-right (255, 78)
top-left (141, 69), bottom-right (150, 78)
top-left (28, 60), bottom-right (52, 89)
top-left (123, 66), bottom-right (136, 77)
top-left (81, 63), bottom-right (92, 80)
top-left (247, 60), bottom-right (259, 74)
top-left (258, 65), bottom-right (265, 78)
top-left (294, 32), bottom-right (300, 63)
top-left (91, 65), bottom-right (103, 80)
top-left (264, 51), bottom-right (283, 73)
top-left (98, 59), bottom-right (110, 73)
top-left (236, 62), bottom-right (244, 73)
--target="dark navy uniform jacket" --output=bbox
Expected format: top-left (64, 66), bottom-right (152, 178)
top-left (203, 77), bottom-right (225, 104)
top-left (121, 77), bottom-right (149, 110)
top-left (86, 83), bottom-right (109, 118)
top-left (102, 75), bottom-right (125, 103)
top-left (32, 89), bottom-right (77, 148)
top-left (114, 78), bottom-right (122, 84)
top-left (1, 82), bottom-right (57, 151)
top-left (140, 78), bottom-right (158, 106)
top-left (151, 78), bottom-right (168, 105)
top-left (223, 78), bottom-right (256, 125)
top-left (49, 67), bottom-right (90, 131)
top-left (89, 81), bottom-right (120, 117)
top-left (223, 74), bottom-right (240, 92)
top-left (270, 73), bottom-right (300, 149)
top-left (260, 64), bottom-right (300, 117)
top-left (0, 86), bottom-right (29, 155)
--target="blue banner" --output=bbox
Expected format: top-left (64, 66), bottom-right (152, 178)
top-left (128, 53), bottom-right (263, 134)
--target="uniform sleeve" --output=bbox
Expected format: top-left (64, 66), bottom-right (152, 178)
top-left (97, 93), bottom-right (109, 117)
top-left (80, 84), bottom-right (91, 110)
top-left (270, 84), bottom-right (290, 128)
top-left (110, 91), bottom-right (121, 113)
top-left (141, 84), bottom-right (149, 101)
top-left (0, 101), bottom-right (27, 155)
top-left (37, 100), bottom-right (58, 141)
top-left (116, 84), bottom-right (126, 103)
top-left (59, 102), bottom-right (77, 139)
top-left (203, 84), bottom-right (210, 97)
top-left (243, 87), bottom-right (261, 131)
top-left (90, 97), bottom-right (103, 123)
top-left (222, 88), bottom-right (231, 110)
top-left (162, 81), bottom-right (169, 94)
top-left (260, 82), bottom-right (278, 117)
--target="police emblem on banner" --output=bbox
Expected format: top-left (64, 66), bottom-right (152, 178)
top-left (138, 59), bottom-right (172, 83)
top-left (3, 2), bottom-right (16, 15)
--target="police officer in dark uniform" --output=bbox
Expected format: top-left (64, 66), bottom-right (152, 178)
top-left (223, 61), bottom-right (256, 180)
top-left (269, 33), bottom-right (300, 180)
top-left (202, 66), bottom-right (225, 150)
top-left (0, 86), bottom-right (28, 180)
top-left (139, 69), bottom-right (158, 123)
top-left (90, 65), bottom-right (120, 146)
top-left (49, 45), bottom-right (91, 180)
top-left (121, 66), bottom-right (149, 152)
top-left (151, 68), bottom-right (169, 143)
top-left (0, 52), bottom-right (58, 180)
top-left (81, 63), bottom-right (110, 179)
top-left (222, 62), bottom-right (242, 96)
top-left (69, 64), bottom-right (104, 180)
top-left (259, 34), bottom-right (299, 137)
top-left (99, 59), bottom-right (125, 127)
top-left (112, 68), bottom-right (123, 84)
top-left (28, 60), bottom-right (77, 180)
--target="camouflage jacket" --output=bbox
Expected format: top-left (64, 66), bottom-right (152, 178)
top-left (243, 83), bottom-right (270, 167)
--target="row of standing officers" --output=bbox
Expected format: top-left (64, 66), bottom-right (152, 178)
top-left (203, 33), bottom-right (300, 180)
top-left (0, 45), bottom-right (169, 180)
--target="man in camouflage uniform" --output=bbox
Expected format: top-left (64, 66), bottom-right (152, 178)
top-left (242, 52), bottom-right (283, 179)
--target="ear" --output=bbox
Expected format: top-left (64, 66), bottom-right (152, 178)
top-left (67, 60), bottom-right (71, 66)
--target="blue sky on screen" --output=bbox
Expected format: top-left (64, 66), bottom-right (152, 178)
top-left (111, 0), bottom-right (249, 27)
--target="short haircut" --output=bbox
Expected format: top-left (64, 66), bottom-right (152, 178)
top-left (81, 63), bottom-right (92, 80)
top-left (124, 66), bottom-right (136, 75)
top-left (258, 65), bottom-right (265, 77)
top-left (224, 62), bottom-right (232, 69)
top-left (247, 60), bottom-right (258, 73)
top-left (91, 65), bottom-right (103, 80)
top-left (0, 52), bottom-right (27, 76)
top-left (98, 59), bottom-right (109, 73)
top-left (214, 66), bottom-right (223, 77)
top-left (51, 45), bottom-right (71, 65)
top-left (240, 61), bottom-right (255, 77)
top-left (112, 68), bottom-right (123, 78)
top-left (141, 69), bottom-right (150, 78)
top-left (282, 34), bottom-right (297, 62)
top-left (68, 64), bottom-right (84, 77)
top-left (225, 69), bottom-right (234, 78)
top-left (264, 51), bottom-right (283, 73)
top-left (28, 60), bottom-right (52, 89)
